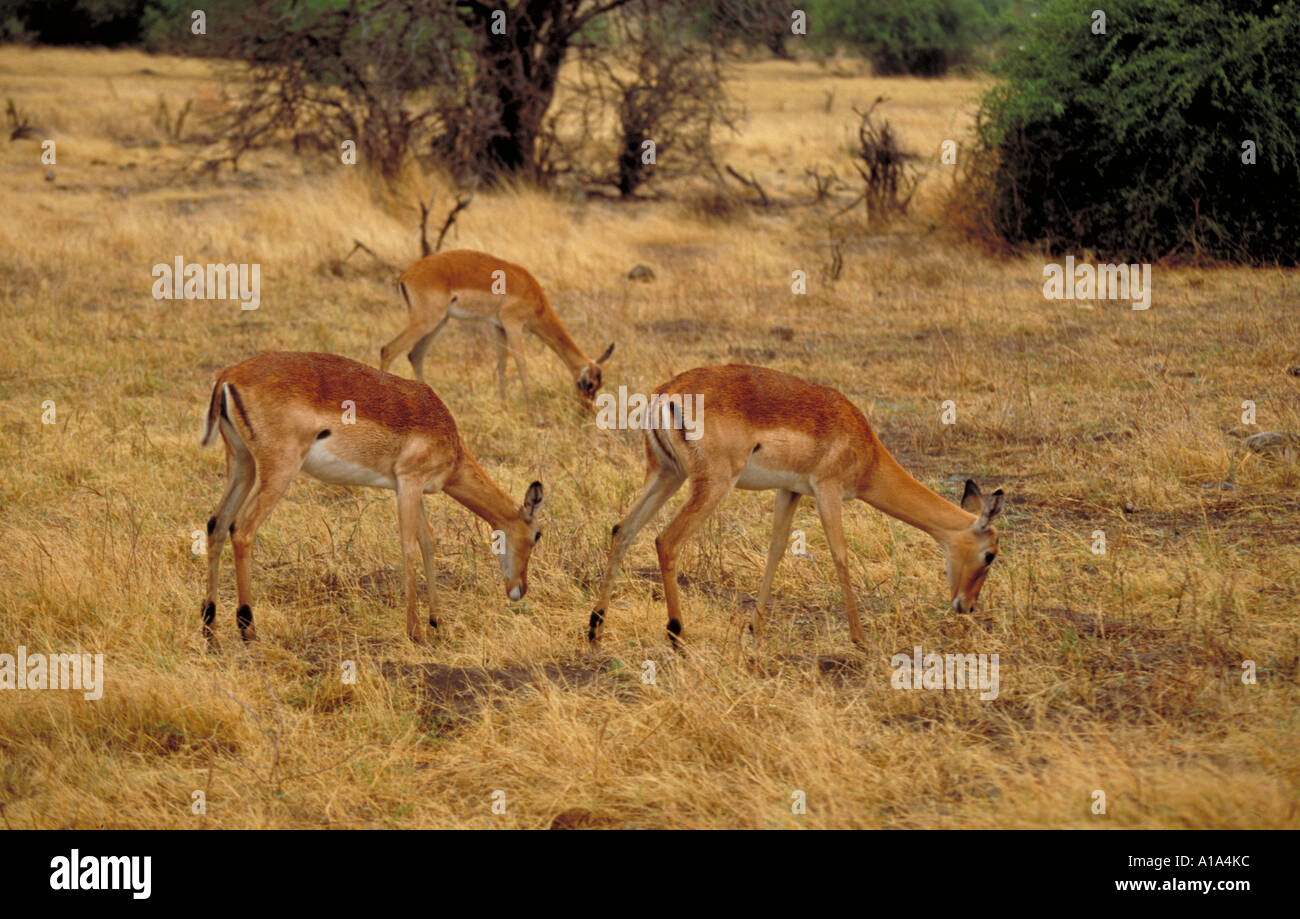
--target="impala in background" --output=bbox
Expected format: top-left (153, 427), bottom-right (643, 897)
top-left (381, 249), bottom-right (614, 412)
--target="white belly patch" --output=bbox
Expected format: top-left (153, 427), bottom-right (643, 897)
top-left (447, 295), bottom-right (505, 328)
top-left (302, 440), bottom-right (397, 490)
top-left (734, 457), bottom-right (811, 493)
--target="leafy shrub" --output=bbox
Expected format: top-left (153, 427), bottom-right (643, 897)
top-left (0, 0), bottom-right (162, 45)
top-left (808, 0), bottom-right (996, 75)
top-left (971, 0), bottom-right (1300, 264)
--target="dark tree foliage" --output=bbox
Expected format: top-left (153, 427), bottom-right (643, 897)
top-left (204, 1), bottom-right (452, 177)
top-left (973, 0), bottom-right (1300, 263)
top-left (701, 0), bottom-right (794, 57)
top-left (807, 0), bottom-right (996, 76)
top-left (198, 0), bottom-right (653, 183)
top-left (202, 0), bottom-right (737, 191)
top-left (448, 0), bottom-right (636, 179)
top-left (0, 0), bottom-right (164, 44)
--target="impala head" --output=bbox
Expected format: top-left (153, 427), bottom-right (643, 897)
top-left (575, 342), bottom-right (615, 410)
top-left (946, 480), bottom-right (1004, 615)
top-left (500, 481), bottom-right (545, 601)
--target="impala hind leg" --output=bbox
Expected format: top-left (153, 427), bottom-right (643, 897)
top-left (654, 475), bottom-right (734, 649)
top-left (380, 290), bottom-right (449, 377)
top-left (380, 324), bottom-right (430, 377)
top-left (203, 445), bottom-right (254, 647)
top-left (407, 317), bottom-right (449, 383)
top-left (229, 458), bottom-right (302, 642)
top-left (751, 488), bottom-right (801, 648)
top-left (589, 465), bottom-right (685, 644)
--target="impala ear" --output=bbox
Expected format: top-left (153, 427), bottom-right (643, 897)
top-left (961, 479), bottom-right (983, 514)
top-left (596, 342), bottom-right (614, 364)
top-left (521, 481), bottom-right (544, 522)
top-left (976, 488), bottom-right (1004, 532)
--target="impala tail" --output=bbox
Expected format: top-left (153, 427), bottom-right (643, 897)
top-left (647, 396), bottom-right (685, 470)
top-left (200, 378), bottom-right (224, 447)
top-left (200, 378), bottom-right (253, 447)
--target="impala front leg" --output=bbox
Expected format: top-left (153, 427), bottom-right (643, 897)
top-left (753, 488), bottom-right (800, 647)
top-left (396, 480), bottom-right (427, 643)
top-left (416, 502), bottom-right (439, 634)
top-left (813, 486), bottom-right (866, 647)
top-left (503, 322), bottom-right (533, 415)
top-left (494, 326), bottom-right (509, 405)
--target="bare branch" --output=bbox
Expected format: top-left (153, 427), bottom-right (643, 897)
top-left (435, 182), bottom-right (477, 253)
top-left (725, 164), bottom-right (770, 207)
top-left (343, 239), bottom-right (397, 273)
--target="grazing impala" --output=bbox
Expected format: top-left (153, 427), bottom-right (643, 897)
top-left (587, 365), bottom-right (1004, 648)
top-left (199, 351), bottom-right (544, 646)
top-left (380, 249), bottom-right (614, 411)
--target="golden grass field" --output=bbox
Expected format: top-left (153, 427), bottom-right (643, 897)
top-left (1, 46), bottom-right (1297, 829)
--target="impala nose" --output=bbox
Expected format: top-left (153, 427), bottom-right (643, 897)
top-left (509, 586), bottom-right (523, 602)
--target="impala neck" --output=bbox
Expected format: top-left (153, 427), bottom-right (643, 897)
top-left (858, 440), bottom-right (976, 544)
top-left (532, 304), bottom-right (590, 375)
top-left (443, 450), bottom-right (521, 531)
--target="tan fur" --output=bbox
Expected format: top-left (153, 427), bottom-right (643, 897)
top-left (200, 351), bottom-right (543, 646)
top-left (589, 364), bottom-right (1004, 648)
top-left (380, 249), bottom-right (613, 411)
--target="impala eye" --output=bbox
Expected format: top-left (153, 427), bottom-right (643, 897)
top-left (984, 551), bottom-right (996, 565)
top-left (535, 530), bottom-right (542, 543)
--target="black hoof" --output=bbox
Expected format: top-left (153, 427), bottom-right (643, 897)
top-left (666, 618), bottom-right (682, 648)
top-left (236, 603), bottom-right (253, 639)
top-left (587, 609), bottom-right (604, 643)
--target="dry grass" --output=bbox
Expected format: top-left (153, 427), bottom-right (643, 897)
top-left (0, 47), bottom-right (1297, 829)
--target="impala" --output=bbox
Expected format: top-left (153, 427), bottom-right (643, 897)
top-left (587, 364), bottom-right (1004, 648)
top-left (199, 351), bottom-right (544, 646)
top-left (380, 249), bottom-right (614, 411)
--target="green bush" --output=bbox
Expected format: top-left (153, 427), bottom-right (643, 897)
top-left (808, 0), bottom-right (997, 75)
top-left (0, 0), bottom-right (179, 46)
top-left (973, 0), bottom-right (1300, 264)
top-left (0, 0), bottom-right (343, 49)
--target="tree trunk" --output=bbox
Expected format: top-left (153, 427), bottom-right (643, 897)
top-left (465, 0), bottom-right (572, 181)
